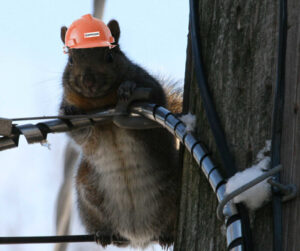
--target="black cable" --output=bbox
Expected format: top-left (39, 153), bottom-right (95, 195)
top-left (189, 0), bottom-right (252, 250)
top-left (0, 235), bottom-right (95, 244)
top-left (271, 0), bottom-right (287, 250)
top-left (189, 0), bottom-right (235, 178)
top-left (0, 234), bottom-right (129, 245)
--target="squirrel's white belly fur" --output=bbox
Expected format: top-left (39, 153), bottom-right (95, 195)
top-left (84, 127), bottom-right (162, 246)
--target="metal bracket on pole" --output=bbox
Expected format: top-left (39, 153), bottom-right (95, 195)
top-left (268, 178), bottom-right (297, 202)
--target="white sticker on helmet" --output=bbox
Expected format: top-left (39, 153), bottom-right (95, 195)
top-left (84, 31), bottom-right (100, 38)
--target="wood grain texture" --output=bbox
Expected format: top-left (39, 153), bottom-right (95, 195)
top-left (281, 0), bottom-right (300, 250)
top-left (175, 0), bottom-right (280, 250)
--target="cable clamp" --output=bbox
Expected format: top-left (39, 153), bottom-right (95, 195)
top-left (0, 118), bottom-right (12, 136)
top-left (217, 165), bottom-right (297, 220)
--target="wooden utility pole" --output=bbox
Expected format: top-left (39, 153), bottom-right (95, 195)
top-left (281, 0), bottom-right (300, 250)
top-left (175, 0), bottom-right (300, 250)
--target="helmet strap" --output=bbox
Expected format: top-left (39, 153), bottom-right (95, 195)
top-left (109, 44), bottom-right (117, 50)
top-left (63, 46), bottom-right (69, 54)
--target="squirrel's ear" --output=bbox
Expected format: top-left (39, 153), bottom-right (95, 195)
top-left (61, 26), bottom-right (68, 44)
top-left (107, 20), bottom-right (120, 44)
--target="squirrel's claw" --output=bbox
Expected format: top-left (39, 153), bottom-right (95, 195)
top-left (117, 81), bottom-right (137, 102)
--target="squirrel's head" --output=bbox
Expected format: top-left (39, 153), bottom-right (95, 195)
top-left (61, 20), bottom-right (125, 98)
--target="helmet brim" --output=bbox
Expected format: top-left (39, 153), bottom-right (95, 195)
top-left (68, 41), bottom-right (114, 49)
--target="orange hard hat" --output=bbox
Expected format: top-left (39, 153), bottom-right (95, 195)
top-left (65, 14), bottom-right (115, 49)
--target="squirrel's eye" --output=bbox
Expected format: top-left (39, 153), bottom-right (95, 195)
top-left (105, 51), bottom-right (114, 63)
top-left (68, 56), bottom-right (73, 65)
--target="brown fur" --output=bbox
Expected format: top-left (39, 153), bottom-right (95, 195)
top-left (165, 85), bottom-right (183, 114)
top-left (65, 88), bottom-right (118, 111)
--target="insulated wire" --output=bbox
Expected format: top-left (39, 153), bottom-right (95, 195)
top-left (189, 0), bottom-right (236, 178)
top-left (271, 0), bottom-right (287, 250)
top-left (189, 0), bottom-right (252, 250)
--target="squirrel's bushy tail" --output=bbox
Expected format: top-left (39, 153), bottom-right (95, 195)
top-left (160, 78), bottom-right (183, 114)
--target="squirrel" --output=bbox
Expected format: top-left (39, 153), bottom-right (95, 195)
top-left (59, 19), bottom-right (182, 248)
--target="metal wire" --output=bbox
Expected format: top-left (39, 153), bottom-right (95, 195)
top-left (0, 103), bottom-right (243, 250)
top-left (0, 110), bottom-right (118, 151)
top-left (133, 104), bottom-right (243, 250)
top-left (11, 108), bottom-right (120, 121)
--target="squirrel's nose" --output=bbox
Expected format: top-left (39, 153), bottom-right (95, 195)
top-left (82, 71), bottom-right (96, 88)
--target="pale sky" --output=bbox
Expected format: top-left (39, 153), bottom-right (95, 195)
top-left (0, 1), bottom-right (189, 251)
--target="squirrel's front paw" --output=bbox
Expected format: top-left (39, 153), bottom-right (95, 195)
top-left (117, 81), bottom-right (137, 102)
top-left (61, 105), bottom-right (84, 116)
